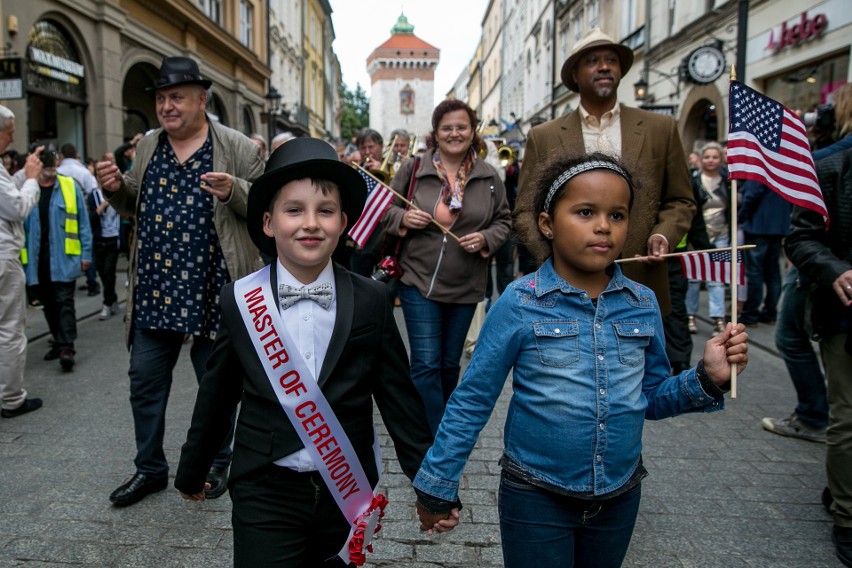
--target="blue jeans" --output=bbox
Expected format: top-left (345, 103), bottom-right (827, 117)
top-left (499, 471), bottom-right (641, 568)
top-left (775, 266), bottom-right (828, 428)
top-left (129, 328), bottom-right (235, 475)
top-left (742, 233), bottom-right (783, 324)
top-left (397, 284), bottom-right (477, 435)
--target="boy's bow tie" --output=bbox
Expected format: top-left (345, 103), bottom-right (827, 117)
top-left (279, 283), bottom-right (333, 310)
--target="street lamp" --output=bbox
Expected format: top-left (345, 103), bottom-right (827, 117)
top-left (265, 86), bottom-right (282, 147)
top-left (633, 68), bottom-right (681, 103)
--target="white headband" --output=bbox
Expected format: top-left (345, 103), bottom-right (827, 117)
top-left (542, 160), bottom-right (631, 213)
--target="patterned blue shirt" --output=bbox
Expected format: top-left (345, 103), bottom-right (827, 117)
top-left (134, 130), bottom-right (230, 338)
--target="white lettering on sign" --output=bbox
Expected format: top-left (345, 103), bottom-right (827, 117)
top-left (29, 47), bottom-right (85, 78)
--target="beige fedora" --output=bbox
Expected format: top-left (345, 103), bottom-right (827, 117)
top-left (561, 29), bottom-right (634, 93)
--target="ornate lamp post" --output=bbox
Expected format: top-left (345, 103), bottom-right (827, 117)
top-left (265, 86), bottom-right (282, 148)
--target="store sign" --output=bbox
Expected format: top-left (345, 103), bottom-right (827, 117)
top-left (640, 105), bottom-right (677, 117)
top-left (28, 47), bottom-right (84, 85)
top-left (767, 11), bottom-right (828, 51)
top-left (0, 57), bottom-right (24, 99)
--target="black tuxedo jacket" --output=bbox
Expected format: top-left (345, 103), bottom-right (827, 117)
top-left (174, 263), bottom-right (433, 495)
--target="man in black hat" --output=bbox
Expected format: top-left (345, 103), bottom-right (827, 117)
top-left (517, 29), bottom-right (695, 317)
top-left (95, 55), bottom-right (265, 507)
top-left (175, 138), bottom-right (432, 567)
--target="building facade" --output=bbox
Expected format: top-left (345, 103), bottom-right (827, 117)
top-left (268, 0), bottom-right (309, 138)
top-left (1, 0), bottom-right (269, 160)
top-left (367, 14), bottom-right (439, 140)
top-left (480, 0), bottom-right (503, 127)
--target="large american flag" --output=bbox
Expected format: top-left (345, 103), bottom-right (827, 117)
top-left (727, 81), bottom-right (829, 224)
top-left (680, 250), bottom-right (746, 286)
top-left (348, 167), bottom-right (394, 248)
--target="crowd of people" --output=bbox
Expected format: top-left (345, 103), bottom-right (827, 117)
top-left (0, 29), bottom-right (849, 567)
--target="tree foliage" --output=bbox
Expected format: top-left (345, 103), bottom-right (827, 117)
top-left (339, 82), bottom-right (369, 141)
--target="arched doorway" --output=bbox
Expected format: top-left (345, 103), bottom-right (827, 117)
top-left (682, 99), bottom-right (719, 153)
top-left (25, 19), bottom-right (87, 150)
top-left (207, 92), bottom-right (228, 126)
top-left (122, 62), bottom-right (158, 141)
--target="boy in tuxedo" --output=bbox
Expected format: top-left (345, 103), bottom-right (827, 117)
top-left (175, 138), bottom-right (433, 567)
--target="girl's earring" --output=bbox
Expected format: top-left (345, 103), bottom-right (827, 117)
top-left (546, 232), bottom-right (553, 239)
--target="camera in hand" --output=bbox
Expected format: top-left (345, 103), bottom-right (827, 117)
top-left (371, 256), bottom-right (404, 282)
top-left (803, 103), bottom-right (835, 133)
top-left (29, 141), bottom-right (59, 168)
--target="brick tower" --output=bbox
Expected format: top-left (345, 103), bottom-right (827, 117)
top-left (367, 13), bottom-right (440, 140)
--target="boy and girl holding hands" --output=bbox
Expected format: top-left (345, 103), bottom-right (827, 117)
top-left (175, 136), bottom-right (749, 567)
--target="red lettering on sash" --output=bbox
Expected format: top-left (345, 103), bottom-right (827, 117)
top-left (337, 475), bottom-right (360, 499)
top-left (263, 336), bottom-right (283, 356)
top-left (279, 370), bottom-right (306, 395)
top-left (295, 400), bottom-right (317, 417)
top-left (316, 435), bottom-right (339, 457)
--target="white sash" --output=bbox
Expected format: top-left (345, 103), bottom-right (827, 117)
top-left (233, 265), bottom-right (385, 565)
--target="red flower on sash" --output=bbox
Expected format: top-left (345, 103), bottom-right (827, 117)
top-left (348, 494), bottom-right (388, 566)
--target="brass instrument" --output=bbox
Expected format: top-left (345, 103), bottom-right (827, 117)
top-left (391, 135), bottom-right (416, 176)
top-left (366, 135), bottom-right (397, 185)
top-left (497, 145), bottom-right (516, 168)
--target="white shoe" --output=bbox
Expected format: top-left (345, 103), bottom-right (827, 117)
top-left (99, 304), bottom-right (114, 320)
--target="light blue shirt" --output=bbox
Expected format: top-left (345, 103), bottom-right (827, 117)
top-left (414, 258), bottom-right (724, 501)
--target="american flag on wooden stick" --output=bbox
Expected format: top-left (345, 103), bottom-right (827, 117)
top-left (348, 168), bottom-right (394, 248)
top-left (726, 80), bottom-right (829, 225)
top-left (680, 250), bottom-right (746, 286)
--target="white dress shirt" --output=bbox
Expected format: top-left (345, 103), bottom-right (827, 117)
top-left (273, 259), bottom-right (337, 471)
top-left (579, 102), bottom-right (622, 158)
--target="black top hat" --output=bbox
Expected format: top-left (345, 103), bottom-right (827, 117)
top-left (247, 138), bottom-right (368, 258)
top-left (147, 56), bottom-right (213, 91)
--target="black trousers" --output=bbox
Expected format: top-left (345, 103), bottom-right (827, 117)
top-left (94, 237), bottom-right (120, 306)
top-left (231, 465), bottom-right (352, 568)
top-left (37, 280), bottom-right (77, 349)
top-left (662, 257), bottom-right (692, 373)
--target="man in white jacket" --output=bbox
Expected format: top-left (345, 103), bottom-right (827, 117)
top-left (0, 105), bottom-right (43, 418)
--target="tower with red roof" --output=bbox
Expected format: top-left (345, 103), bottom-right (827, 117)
top-left (367, 13), bottom-right (440, 140)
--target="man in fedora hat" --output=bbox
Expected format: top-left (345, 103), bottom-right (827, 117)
top-left (175, 138), bottom-right (432, 567)
top-left (518, 29), bottom-right (695, 316)
top-left (95, 55), bottom-right (264, 507)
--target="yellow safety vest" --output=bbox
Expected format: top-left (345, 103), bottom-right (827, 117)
top-left (21, 175), bottom-right (81, 265)
top-left (57, 174), bottom-right (82, 256)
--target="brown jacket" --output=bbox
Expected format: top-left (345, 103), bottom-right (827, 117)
top-left (518, 105), bottom-right (695, 315)
top-left (382, 149), bottom-right (512, 304)
top-left (107, 118), bottom-right (265, 346)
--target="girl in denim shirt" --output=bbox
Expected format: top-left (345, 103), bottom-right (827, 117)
top-left (412, 153), bottom-right (750, 567)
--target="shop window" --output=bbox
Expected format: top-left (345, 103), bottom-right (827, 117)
top-left (242, 107), bottom-right (254, 136)
top-left (764, 51), bottom-right (850, 113)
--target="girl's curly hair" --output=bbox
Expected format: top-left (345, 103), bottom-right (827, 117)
top-left (514, 152), bottom-right (636, 263)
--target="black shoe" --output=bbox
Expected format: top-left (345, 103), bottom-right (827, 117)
top-left (109, 473), bottom-right (169, 507)
top-left (59, 348), bottom-right (75, 371)
top-left (833, 525), bottom-right (852, 567)
top-left (1, 398), bottom-right (43, 418)
top-left (87, 288), bottom-right (100, 297)
top-left (204, 465), bottom-right (229, 499)
top-left (44, 346), bottom-right (60, 361)
top-left (78, 284), bottom-right (89, 291)
top-left (823, 486), bottom-right (834, 514)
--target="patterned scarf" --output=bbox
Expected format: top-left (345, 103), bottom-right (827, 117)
top-left (433, 146), bottom-right (477, 212)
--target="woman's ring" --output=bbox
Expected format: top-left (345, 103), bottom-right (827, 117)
top-left (847, 285), bottom-right (852, 290)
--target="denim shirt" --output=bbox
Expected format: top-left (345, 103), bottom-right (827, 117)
top-left (23, 178), bottom-right (93, 285)
top-left (413, 259), bottom-right (724, 502)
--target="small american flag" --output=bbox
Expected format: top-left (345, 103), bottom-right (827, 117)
top-left (348, 168), bottom-right (394, 248)
top-left (727, 81), bottom-right (829, 224)
top-left (680, 250), bottom-right (746, 285)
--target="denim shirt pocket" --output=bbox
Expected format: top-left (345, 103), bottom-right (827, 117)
top-left (613, 322), bottom-right (655, 367)
top-left (533, 320), bottom-right (580, 367)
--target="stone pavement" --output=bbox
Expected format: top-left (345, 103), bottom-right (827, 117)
top-left (0, 280), bottom-right (840, 567)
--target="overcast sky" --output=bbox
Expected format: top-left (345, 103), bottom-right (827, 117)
top-left (329, 1), bottom-right (489, 106)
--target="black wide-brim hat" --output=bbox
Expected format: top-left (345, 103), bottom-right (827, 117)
top-left (247, 138), bottom-right (368, 258)
top-left (147, 56), bottom-right (213, 91)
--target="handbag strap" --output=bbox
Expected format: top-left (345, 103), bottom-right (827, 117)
top-left (393, 156), bottom-right (421, 256)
